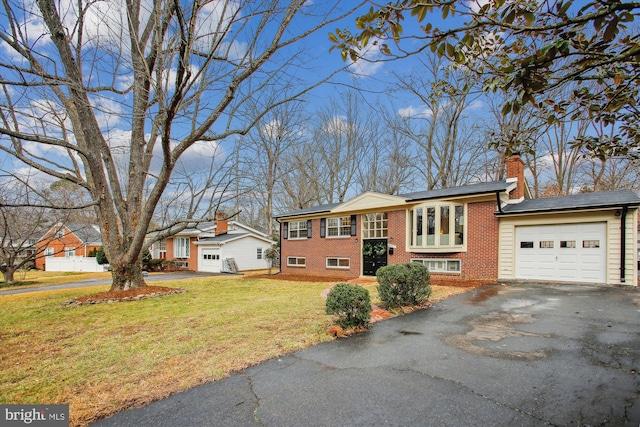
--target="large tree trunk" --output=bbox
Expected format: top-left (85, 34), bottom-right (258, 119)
top-left (110, 261), bottom-right (146, 291)
top-left (3, 267), bottom-right (16, 284)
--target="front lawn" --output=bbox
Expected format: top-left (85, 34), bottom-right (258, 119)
top-left (0, 274), bottom-right (476, 426)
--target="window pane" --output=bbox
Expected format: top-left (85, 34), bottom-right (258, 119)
top-left (440, 206), bottom-right (450, 245)
top-left (583, 240), bottom-right (600, 248)
top-left (540, 241), bottom-right (554, 248)
top-left (416, 208), bottom-right (423, 246)
top-left (427, 207), bottom-right (436, 245)
top-left (454, 206), bottom-right (464, 245)
top-left (520, 241), bottom-right (534, 248)
top-left (560, 240), bottom-right (576, 248)
top-left (447, 260), bottom-right (460, 272)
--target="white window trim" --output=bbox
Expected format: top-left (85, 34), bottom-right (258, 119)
top-left (362, 212), bottom-right (388, 239)
top-left (288, 220), bottom-right (308, 240)
top-left (174, 237), bottom-right (190, 258)
top-left (407, 203), bottom-right (466, 253)
top-left (326, 257), bottom-right (350, 269)
top-left (287, 256), bottom-right (306, 267)
top-left (327, 216), bottom-right (352, 238)
top-left (44, 247), bottom-right (54, 257)
top-left (411, 258), bottom-right (461, 273)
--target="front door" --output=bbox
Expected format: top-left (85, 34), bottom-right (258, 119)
top-left (362, 239), bottom-right (388, 276)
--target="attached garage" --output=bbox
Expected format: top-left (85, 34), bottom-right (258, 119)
top-left (200, 247), bottom-right (222, 273)
top-left (497, 190), bottom-right (639, 286)
top-left (514, 223), bottom-right (606, 283)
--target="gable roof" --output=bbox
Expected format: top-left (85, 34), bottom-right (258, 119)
top-left (276, 180), bottom-right (515, 219)
top-left (401, 180), bottom-right (514, 201)
top-left (274, 203), bottom-right (340, 219)
top-left (194, 232), bottom-right (274, 246)
top-left (499, 190), bottom-right (640, 215)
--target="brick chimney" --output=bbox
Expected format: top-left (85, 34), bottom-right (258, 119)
top-left (506, 154), bottom-right (525, 200)
top-left (214, 212), bottom-right (228, 236)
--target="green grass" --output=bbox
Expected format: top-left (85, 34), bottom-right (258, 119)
top-left (0, 275), bottom-right (336, 426)
top-left (0, 274), bottom-right (474, 427)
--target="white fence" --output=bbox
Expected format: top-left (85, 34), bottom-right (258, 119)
top-left (45, 257), bottom-right (108, 272)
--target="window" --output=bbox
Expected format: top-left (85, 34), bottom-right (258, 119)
top-left (412, 258), bottom-right (461, 273)
top-left (287, 256), bottom-right (306, 267)
top-left (520, 241), bottom-right (534, 248)
top-left (65, 248), bottom-right (76, 257)
top-left (583, 240), bottom-right (600, 248)
top-left (55, 229), bottom-right (65, 239)
top-left (409, 203), bottom-right (464, 249)
top-left (203, 253), bottom-right (219, 260)
top-left (152, 239), bottom-right (167, 259)
top-left (174, 237), bottom-right (190, 258)
top-left (362, 213), bottom-right (388, 238)
top-left (44, 247), bottom-right (54, 257)
top-left (326, 257), bottom-right (350, 269)
top-left (540, 241), bottom-right (554, 248)
top-left (327, 216), bottom-right (352, 237)
top-left (257, 248), bottom-right (263, 259)
top-left (560, 240), bottom-right (576, 248)
top-left (288, 220), bottom-right (308, 239)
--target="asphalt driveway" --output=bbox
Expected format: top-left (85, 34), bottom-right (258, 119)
top-left (93, 282), bottom-right (640, 426)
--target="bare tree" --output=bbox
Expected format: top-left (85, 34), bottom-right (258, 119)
top-left (356, 109), bottom-right (416, 195)
top-left (0, 0), bottom-right (363, 290)
top-left (313, 91), bottom-right (369, 203)
top-left (390, 55), bottom-right (490, 189)
top-left (236, 96), bottom-right (308, 236)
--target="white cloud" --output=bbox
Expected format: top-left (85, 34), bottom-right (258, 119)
top-left (348, 42), bottom-right (384, 78)
top-left (397, 105), bottom-right (433, 119)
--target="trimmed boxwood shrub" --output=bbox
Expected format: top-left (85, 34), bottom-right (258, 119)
top-left (325, 283), bottom-right (372, 329)
top-left (376, 262), bottom-right (431, 308)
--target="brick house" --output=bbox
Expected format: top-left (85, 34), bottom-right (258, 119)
top-left (35, 223), bottom-right (102, 270)
top-left (275, 155), bottom-right (639, 285)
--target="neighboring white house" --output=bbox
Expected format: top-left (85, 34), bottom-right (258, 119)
top-left (195, 224), bottom-right (275, 273)
top-left (149, 219), bottom-right (275, 273)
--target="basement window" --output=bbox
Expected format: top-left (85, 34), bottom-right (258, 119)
top-left (411, 258), bottom-right (461, 273)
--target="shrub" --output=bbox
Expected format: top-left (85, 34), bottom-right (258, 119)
top-left (325, 283), bottom-right (372, 329)
top-left (95, 247), bottom-right (109, 265)
top-left (376, 262), bottom-right (431, 308)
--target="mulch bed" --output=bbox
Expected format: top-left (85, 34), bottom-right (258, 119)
top-left (247, 273), bottom-right (492, 288)
top-left (64, 286), bottom-right (186, 307)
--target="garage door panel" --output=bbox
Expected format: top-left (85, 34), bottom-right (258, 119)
top-left (515, 223), bottom-right (606, 283)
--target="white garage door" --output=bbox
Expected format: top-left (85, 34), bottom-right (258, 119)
top-left (200, 248), bottom-right (221, 272)
top-left (515, 223), bottom-right (606, 283)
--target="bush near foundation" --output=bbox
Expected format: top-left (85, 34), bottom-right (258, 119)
top-left (376, 263), bottom-right (431, 308)
top-left (325, 283), bottom-right (372, 329)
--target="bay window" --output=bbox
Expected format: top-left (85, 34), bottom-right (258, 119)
top-left (409, 203), bottom-right (465, 250)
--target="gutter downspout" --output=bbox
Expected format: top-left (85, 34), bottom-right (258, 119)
top-left (495, 191), bottom-right (504, 214)
top-left (620, 206), bottom-right (628, 283)
top-left (276, 219), bottom-right (282, 273)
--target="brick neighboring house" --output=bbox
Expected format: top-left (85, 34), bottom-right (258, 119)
top-left (149, 218), bottom-right (275, 273)
top-left (275, 155), bottom-right (640, 285)
top-left (35, 223), bottom-right (102, 270)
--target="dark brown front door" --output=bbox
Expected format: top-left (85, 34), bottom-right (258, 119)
top-left (362, 239), bottom-right (387, 276)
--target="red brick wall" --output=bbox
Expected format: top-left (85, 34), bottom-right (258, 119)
top-left (399, 201), bottom-right (499, 280)
top-left (280, 218), bottom-right (362, 279)
top-left (506, 154), bottom-right (525, 200)
top-left (279, 200), bottom-right (500, 281)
